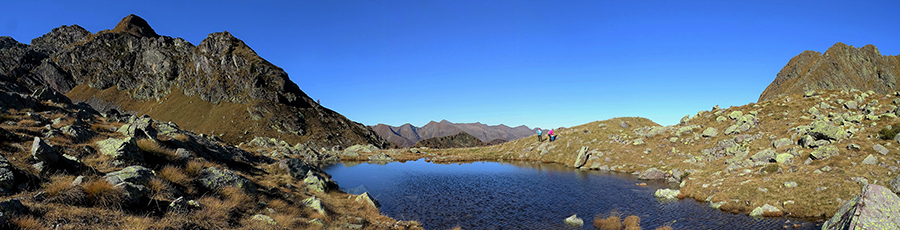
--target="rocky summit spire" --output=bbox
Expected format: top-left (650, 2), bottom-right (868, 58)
top-left (111, 14), bottom-right (158, 37)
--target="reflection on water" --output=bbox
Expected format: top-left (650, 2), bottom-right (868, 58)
top-left (324, 160), bottom-right (821, 230)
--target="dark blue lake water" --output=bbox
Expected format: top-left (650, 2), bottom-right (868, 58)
top-left (323, 160), bottom-right (821, 230)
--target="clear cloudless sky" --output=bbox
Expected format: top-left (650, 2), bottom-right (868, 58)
top-left (2, 1), bottom-right (899, 129)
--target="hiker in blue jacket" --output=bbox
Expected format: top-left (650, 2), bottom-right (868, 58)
top-left (536, 128), bottom-right (543, 142)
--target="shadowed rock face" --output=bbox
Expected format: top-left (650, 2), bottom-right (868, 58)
top-left (0, 14), bottom-right (389, 149)
top-left (412, 131), bottom-right (485, 149)
top-left (759, 43), bottom-right (900, 102)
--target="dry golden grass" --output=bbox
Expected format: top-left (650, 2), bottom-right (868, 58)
top-left (42, 174), bottom-right (77, 197)
top-left (17, 119), bottom-right (40, 127)
top-left (120, 215), bottom-right (153, 230)
top-left (654, 226), bottom-right (673, 230)
top-left (147, 177), bottom-right (174, 201)
top-left (12, 215), bottom-right (49, 230)
top-left (159, 165), bottom-right (191, 187)
top-left (593, 213), bottom-right (623, 230)
top-left (136, 138), bottom-right (180, 163)
top-left (82, 178), bottom-right (123, 208)
top-left (623, 215), bottom-right (640, 230)
top-left (186, 159), bottom-right (209, 177)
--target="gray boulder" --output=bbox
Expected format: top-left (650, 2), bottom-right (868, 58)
top-left (822, 184), bottom-right (900, 230)
top-left (638, 168), bottom-right (666, 180)
top-left (873, 144), bottom-right (889, 155)
top-left (95, 137), bottom-right (144, 164)
top-left (701, 127), bottom-right (718, 137)
top-left (750, 149), bottom-right (776, 163)
top-left (810, 145), bottom-right (840, 160)
top-left (31, 137), bottom-right (59, 163)
top-left (890, 175), bottom-right (900, 194)
top-left (573, 146), bottom-right (589, 168)
top-left (772, 138), bottom-right (793, 148)
top-left (116, 182), bottom-right (149, 205)
top-left (197, 167), bottom-right (256, 193)
top-left (302, 196), bottom-right (326, 215)
top-left (654, 188), bottom-right (680, 199)
top-left (104, 166), bottom-right (155, 185)
top-left (861, 154), bottom-right (878, 165)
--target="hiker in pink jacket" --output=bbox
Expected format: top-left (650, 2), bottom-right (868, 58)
top-left (548, 129), bottom-right (556, 142)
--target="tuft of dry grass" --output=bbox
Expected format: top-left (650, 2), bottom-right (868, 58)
top-left (147, 177), bottom-right (174, 201)
top-left (186, 159), bottom-right (211, 177)
top-left (159, 165), bottom-right (191, 187)
top-left (82, 178), bottom-right (123, 208)
top-left (136, 138), bottom-right (180, 162)
top-left (120, 215), bottom-right (153, 230)
top-left (623, 215), bottom-right (640, 230)
top-left (220, 186), bottom-right (253, 210)
top-left (12, 215), bottom-right (49, 230)
top-left (593, 212), bottom-right (623, 230)
top-left (43, 174), bottom-right (76, 197)
top-left (654, 226), bottom-right (673, 230)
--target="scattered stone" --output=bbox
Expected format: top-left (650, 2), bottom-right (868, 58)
top-left (632, 138), bottom-right (644, 145)
top-left (564, 214), bottom-right (583, 227)
top-left (822, 184), bottom-right (900, 230)
top-left (862, 154), bottom-right (878, 165)
top-left (772, 138), bottom-right (792, 149)
top-left (750, 149), bottom-right (776, 163)
top-left (750, 204), bottom-right (781, 217)
top-left (252, 214), bottom-right (278, 226)
top-left (728, 111), bottom-right (743, 119)
top-left (758, 187), bottom-right (769, 193)
top-left (701, 127), bottom-right (718, 137)
top-left (302, 196), bottom-right (326, 215)
top-left (619, 121), bottom-right (629, 128)
top-left (775, 153), bottom-right (794, 164)
top-left (654, 189), bottom-right (680, 200)
top-left (848, 144), bottom-right (861, 150)
top-left (784, 181), bottom-right (798, 188)
top-left (638, 168), bottom-right (666, 180)
top-left (873, 144), bottom-right (889, 155)
top-left (810, 145), bottom-right (840, 160)
top-left (890, 175), bottom-right (900, 194)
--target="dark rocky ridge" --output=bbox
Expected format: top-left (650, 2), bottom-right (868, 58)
top-left (371, 120), bottom-right (535, 148)
top-left (0, 14), bottom-right (389, 149)
top-left (759, 43), bottom-right (900, 102)
top-left (411, 131), bottom-right (488, 149)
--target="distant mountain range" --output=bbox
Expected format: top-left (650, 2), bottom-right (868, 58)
top-left (370, 120), bottom-right (536, 148)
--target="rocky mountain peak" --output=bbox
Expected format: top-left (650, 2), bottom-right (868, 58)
top-left (197, 31), bottom-right (257, 58)
top-left (758, 43), bottom-right (900, 102)
top-left (110, 14), bottom-right (158, 38)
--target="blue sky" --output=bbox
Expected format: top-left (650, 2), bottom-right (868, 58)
top-left (2, 1), bottom-right (898, 129)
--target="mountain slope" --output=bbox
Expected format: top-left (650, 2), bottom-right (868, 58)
top-left (1, 14), bottom-right (389, 149)
top-left (412, 131), bottom-right (485, 149)
top-left (371, 120), bottom-right (535, 148)
top-left (759, 42), bottom-right (900, 102)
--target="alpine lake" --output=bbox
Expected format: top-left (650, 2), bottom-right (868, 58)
top-left (324, 159), bottom-right (822, 230)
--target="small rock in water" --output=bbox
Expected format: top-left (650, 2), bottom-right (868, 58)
top-left (564, 214), bottom-right (583, 227)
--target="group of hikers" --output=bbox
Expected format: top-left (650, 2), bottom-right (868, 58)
top-left (536, 128), bottom-right (557, 142)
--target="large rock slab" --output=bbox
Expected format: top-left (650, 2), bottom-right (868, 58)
top-left (750, 204), bottom-right (781, 217)
top-left (638, 168), bottom-right (666, 180)
top-left (104, 166), bottom-right (155, 185)
top-left (0, 154), bottom-right (14, 192)
top-left (95, 137), bottom-right (144, 164)
top-left (196, 167), bottom-right (256, 193)
top-left (822, 184), bottom-right (900, 230)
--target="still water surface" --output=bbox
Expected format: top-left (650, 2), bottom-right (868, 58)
top-left (324, 160), bottom-right (821, 230)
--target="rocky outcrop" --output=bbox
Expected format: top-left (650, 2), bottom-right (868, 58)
top-left (822, 184), bottom-right (900, 230)
top-left (1, 14), bottom-right (389, 149)
top-left (759, 43), bottom-right (900, 102)
top-left (372, 120), bottom-right (536, 148)
top-left (412, 131), bottom-right (486, 149)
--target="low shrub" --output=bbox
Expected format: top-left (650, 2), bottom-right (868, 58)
top-left (878, 124), bottom-right (900, 140)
